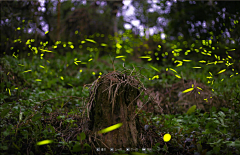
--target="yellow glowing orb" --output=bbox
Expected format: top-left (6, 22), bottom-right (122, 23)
top-left (163, 133), bottom-right (171, 142)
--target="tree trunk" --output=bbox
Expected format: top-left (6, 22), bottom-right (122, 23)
top-left (57, 0), bottom-right (61, 41)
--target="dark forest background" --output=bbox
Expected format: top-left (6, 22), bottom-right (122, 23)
top-left (1, 0), bottom-right (240, 59)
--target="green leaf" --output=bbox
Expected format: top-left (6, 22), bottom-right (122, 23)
top-left (12, 142), bottom-right (20, 150)
top-left (197, 144), bottom-right (202, 152)
top-left (80, 132), bottom-right (86, 141)
top-left (208, 139), bottom-right (223, 145)
top-left (211, 106), bottom-right (216, 112)
top-left (32, 113), bottom-right (41, 121)
top-left (218, 111), bottom-right (226, 118)
top-left (220, 107), bottom-right (228, 112)
top-left (72, 142), bottom-right (81, 152)
top-left (205, 122), bottom-right (217, 133)
top-left (227, 140), bottom-right (240, 148)
top-left (186, 105), bottom-right (196, 115)
top-left (45, 107), bottom-right (52, 113)
top-left (0, 109), bottom-right (10, 118)
top-left (83, 143), bottom-right (91, 152)
top-left (0, 145), bottom-right (8, 150)
top-left (154, 142), bottom-right (160, 147)
top-left (3, 131), bottom-right (10, 136)
top-left (213, 146), bottom-right (220, 154)
top-left (57, 115), bottom-right (65, 119)
top-left (48, 125), bottom-right (55, 133)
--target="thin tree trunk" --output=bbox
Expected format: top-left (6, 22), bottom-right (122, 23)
top-left (57, 0), bottom-right (61, 41)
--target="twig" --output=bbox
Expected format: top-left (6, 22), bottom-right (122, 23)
top-left (109, 53), bottom-right (115, 72)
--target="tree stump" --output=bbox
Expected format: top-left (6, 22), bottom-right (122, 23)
top-left (86, 71), bottom-right (142, 154)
